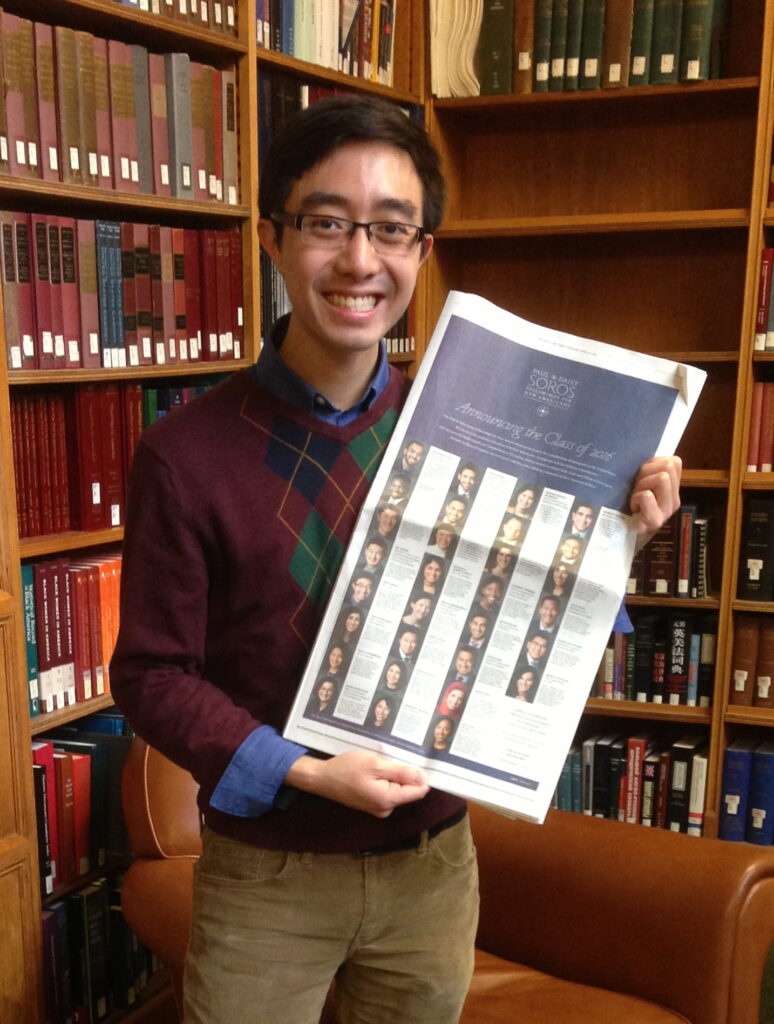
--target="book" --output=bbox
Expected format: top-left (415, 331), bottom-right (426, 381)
top-left (564, 0), bottom-right (585, 89)
top-left (165, 51), bottom-right (194, 199)
top-left (67, 880), bottom-right (111, 1022)
top-left (718, 737), bottom-right (756, 841)
top-left (31, 740), bottom-right (59, 889)
top-left (578, 0), bottom-right (605, 89)
top-left (696, 613), bottom-right (716, 708)
top-left (666, 733), bottom-right (705, 833)
top-left (629, 0), bottom-right (656, 84)
top-left (679, 0), bottom-right (713, 81)
top-left (690, 515), bottom-right (711, 599)
top-left (602, 0), bottom-right (634, 87)
top-left (548, 0), bottom-right (569, 91)
top-left (513, 0), bottom-right (535, 92)
top-left (53, 750), bottom-right (76, 884)
top-left (665, 611), bottom-right (690, 705)
top-left (108, 39), bottom-right (139, 193)
top-left (754, 248), bottom-right (773, 351)
top-left (746, 740), bottom-right (774, 844)
top-left (645, 513), bottom-right (678, 597)
top-left (754, 616), bottom-right (774, 709)
top-left (221, 67), bottom-right (239, 204)
top-left (640, 743), bottom-right (664, 826)
top-left (34, 22), bottom-right (60, 182)
top-left (21, 564), bottom-right (41, 716)
top-left (676, 503), bottom-right (697, 598)
top-left (476, 0), bottom-right (515, 95)
top-left (130, 44), bottom-right (154, 195)
top-left (533, 0), bottom-right (553, 91)
top-left (92, 36), bottom-right (113, 188)
top-left (650, 0), bottom-right (683, 84)
top-left (3, 13), bottom-right (40, 178)
top-left (75, 31), bottom-right (100, 188)
top-left (624, 732), bottom-right (654, 823)
top-left (759, 382), bottom-right (774, 472)
top-left (148, 52), bottom-right (171, 197)
top-left (738, 497), bottom-right (774, 601)
top-left (687, 747), bottom-right (708, 836)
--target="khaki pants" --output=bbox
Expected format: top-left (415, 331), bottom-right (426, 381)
top-left (183, 816), bottom-right (479, 1024)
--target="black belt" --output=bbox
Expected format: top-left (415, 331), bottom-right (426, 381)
top-left (357, 806), bottom-right (467, 858)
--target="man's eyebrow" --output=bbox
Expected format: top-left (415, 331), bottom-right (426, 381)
top-left (297, 191), bottom-right (420, 221)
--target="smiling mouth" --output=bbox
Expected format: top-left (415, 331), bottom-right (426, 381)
top-left (327, 294), bottom-right (378, 311)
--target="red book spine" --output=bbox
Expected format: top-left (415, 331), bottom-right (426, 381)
top-left (3, 13), bottom-right (40, 179)
top-left (53, 25), bottom-right (81, 186)
top-left (10, 396), bottom-right (27, 537)
top-left (172, 227), bottom-right (187, 363)
top-left (756, 248), bottom-right (774, 349)
top-left (34, 393), bottom-right (55, 537)
top-left (69, 751), bottom-right (91, 876)
top-left (748, 381), bottom-right (765, 472)
top-left (71, 561), bottom-right (105, 696)
top-left (189, 62), bottom-right (208, 201)
top-left (49, 392), bottom-right (71, 532)
top-left (56, 557), bottom-right (76, 706)
top-left (183, 229), bottom-right (202, 361)
top-left (229, 228), bottom-right (243, 360)
top-left (70, 385), bottom-right (105, 532)
top-left (760, 383), bottom-right (774, 473)
top-left (33, 560), bottom-right (56, 713)
top-left (108, 39), bottom-right (140, 194)
top-left (31, 214), bottom-right (55, 369)
top-left (12, 213), bottom-right (37, 369)
top-left (46, 218), bottom-right (67, 368)
top-left (32, 741), bottom-right (60, 889)
top-left (211, 67), bottom-right (223, 200)
top-left (21, 395), bottom-right (41, 536)
top-left (53, 751), bottom-right (76, 884)
top-left (159, 226), bottom-right (176, 365)
top-left (100, 384), bottom-right (125, 529)
top-left (34, 22), bottom-right (60, 182)
top-left (148, 53), bottom-right (171, 197)
top-left (133, 222), bottom-right (154, 365)
top-left (121, 381), bottom-right (144, 484)
top-left (59, 217), bottom-right (82, 368)
top-left (215, 229), bottom-right (232, 358)
top-left (76, 219), bottom-right (102, 368)
top-left (92, 36), bottom-right (113, 189)
top-left (199, 228), bottom-right (219, 360)
top-left (654, 750), bottom-right (672, 829)
top-left (120, 221), bottom-right (139, 367)
top-left (1, 212), bottom-right (21, 371)
top-left (148, 225), bottom-right (166, 364)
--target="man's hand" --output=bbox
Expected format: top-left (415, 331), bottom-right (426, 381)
top-left (285, 750), bottom-right (429, 818)
top-left (630, 455), bottom-right (682, 552)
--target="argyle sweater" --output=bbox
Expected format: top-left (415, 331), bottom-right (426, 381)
top-left (110, 366), bottom-right (464, 853)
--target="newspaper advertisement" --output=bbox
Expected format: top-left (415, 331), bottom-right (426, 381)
top-left (284, 291), bottom-right (707, 824)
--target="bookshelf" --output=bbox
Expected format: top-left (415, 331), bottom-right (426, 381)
top-left (0, 0), bottom-right (423, 1019)
top-left (422, 0), bottom-right (772, 839)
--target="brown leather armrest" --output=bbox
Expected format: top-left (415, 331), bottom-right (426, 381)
top-left (470, 804), bottom-right (774, 1024)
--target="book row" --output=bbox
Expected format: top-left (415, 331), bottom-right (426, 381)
top-left (738, 497), bottom-right (774, 602)
top-left (753, 247), bottom-right (774, 353)
top-left (728, 614), bottom-right (774, 709)
top-left (626, 502), bottom-right (711, 600)
top-left (256, 0), bottom-right (397, 86)
top-left (11, 379), bottom-right (221, 539)
top-left (2, 14), bottom-right (239, 203)
top-left (431, 0), bottom-right (727, 99)
top-left (42, 875), bottom-right (161, 1024)
top-left (593, 610), bottom-right (717, 706)
top-left (745, 382), bottom-right (774, 474)
top-left (555, 730), bottom-right (708, 835)
top-left (719, 738), bottom-right (774, 844)
top-left (2, 215), bottom-right (244, 371)
top-left (111, 0), bottom-right (238, 35)
top-left (22, 553), bottom-right (122, 717)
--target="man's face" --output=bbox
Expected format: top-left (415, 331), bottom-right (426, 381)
top-left (378, 507), bottom-right (399, 534)
top-left (572, 506), bottom-right (594, 532)
top-left (388, 477), bottom-right (406, 499)
top-left (561, 537), bottom-right (581, 561)
top-left (458, 468), bottom-right (476, 492)
top-left (445, 500), bottom-right (465, 524)
top-left (404, 442), bottom-right (424, 467)
top-left (469, 615), bottom-right (487, 641)
top-left (364, 543), bottom-right (384, 568)
top-left (399, 631), bottom-right (418, 655)
top-left (351, 577), bottom-right (372, 603)
top-left (539, 599), bottom-right (559, 628)
top-left (527, 635), bottom-right (548, 661)
top-left (455, 650), bottom-right (474, 676)
top-left (259, 141), bottom-right (431, 361)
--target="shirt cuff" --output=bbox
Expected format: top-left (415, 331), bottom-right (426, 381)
top-left (613, 601), bottom-right (633, 634)
top-left (209, 725), bottom-right (308, 818)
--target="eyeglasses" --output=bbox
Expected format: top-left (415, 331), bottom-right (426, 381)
top-left (270, 212), bottom-right (426, 256)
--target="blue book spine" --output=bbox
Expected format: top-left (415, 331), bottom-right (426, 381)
top-left (719, 746), bottom-right (753, 841)
top-left (21, 564), bottom-right (40, 716)
top-left (686, 630), bottom-right (701, 706)
top-left (95, 221), bottom-right (112, 367)
top-left (746, 745), bottom-right (774, 844)
top-left (557, 753), bottom-right (573, 810)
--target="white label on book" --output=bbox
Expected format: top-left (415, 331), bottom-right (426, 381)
top-left (23, 334), bottom-right (34, 357)
top-left (191, 0), bottom-right (198, 12)
top-left (69, 145), bottom-right (79, 171)
top-left (89, 331), bottom-right (99, 354)
top-left (234, 340), bottom-right (241, 359)
top-left (257, 20), bottom-right (264, 44)
top-left (608, 63), bottom-right (621, 84)
top-left (54, 334), bottom-right (65, 358)
top-left (169, 337), bottom-right (177, 359)
top-left (155, 342), bottom-right (166, 364)
top-left (237, 305), bottom-right (243, 326)
top-left (179, 0), bottom-right (187, 13)
top-left (747, 558), bottom-right (763, 580)
top-left (189, 336), bottom-right (198, 359)
top-left (685, 60), bottom-right (700, 80)
top-left (111, 503), bottom-right (121, 527)
top-left (92, 481), bottom-right (101, 506)
top-left (142, 335), bottom-right (152, 360)
top-left (669, 693), bottom-right (680, 705)
top-left (16, 140), bottom-right (26, 165)
top-left (584, 58), bottom-right (598, 77)
top-left (42, 331), bottom-right (53, 353)
top-left (117, 348), bottom-right (127, 367)
top-left (101, 155), bottom-right (111, 179)
top-left (215, 2), bottom-right (223, 23)
top-left (227, 5), bottom-right (235, 27)
top-left (216, 179), bottom-right (223, 201)
top-left (183, 164), bottom-right (192, 188)
top-left (131, 160), bottom-right (139, 183)
top-left (752, 807), bottom-right (766, 829)
top-left (678, 575), bottom-right (689, 591)
top-left (152, 0), bottom-right (161, 11)
top-left (48, 146), bottom-right (58, 172)
top-left (219, 333), bottom-right (227, 353)
top-left (225, 331), bottom-right (234, 352)
top-left (0, 136), bottom-right (7, 161)
top-left (655, 578), bottom-right (668, 593)
top-left (9, 346), bottom-right (21, 369)
top-left (660, 54), bottom-right (675, 74)
top-left (84, 669), bottom-right (93, 701)
top-left (28, 143), bottom-right (38, 167)
top-left (129, 344), bottom-right (139, 367)
top-left (68, 340), bottom-right (80, 362)
top-left (139, 0), bottom-right (150, 8)
top-left (228, 185), bottom-right (237, 205)
top-left (161, 163), bottom-right (170, 186)
top-left (89, 152), bottom-right (98, 176)
top-left (95, 665), bottom-right (105, 695)
top-left (121, 156), bottom-right (131, 180)
top-left (551, 59), bottom-right (564, 78)
top-left (734, 670), bottom-right (748, 691)
top-left (535, 61), bottom-right (548, 82)
top-left (209, 174), bottom-right (217, 196)
top-left (725, 794), bottom-right (740, 814)
top-left (632, 56), bottom-right (646, 76)
top-left (198, 168), bottom-right (207, 191)
top-left (103, 349), bottom-right (112, 368)
top-left (201, 1), bottom-right (209, 19)
top-left (758, 675), bottom-right (772, 699)
top-left (566, 58), bottom-right (579, 77)
top-left (180, 337), bottom-right (189, 362)
top-left (209, 332), bottom-right (218, 353)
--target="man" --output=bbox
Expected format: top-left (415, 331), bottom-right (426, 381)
top-left (448, 647), bottom-right (476, 685)
top-left (522, 632), bottom-right (549, 671)
top-left (392, 626), bottom-right (420, 669)
top-left (568, 501), bottom-right (596, 540)
top-left (442, 497), bottom-right (467, 527)
top-left (383, 471), bottom-right (410, 506)
top-left (110, 94), bottom-right (682, 1024)
top-left (373, 502), bottom-right (401, 541)
top-left (449, 463), bottom-right (477, 502)
top-left (463, 611), bottom-right (490, 650)
top-left (399, 438), bottom-right (425, 475)
top-left (357, 535), bottom-right (387, 577)
top-left (532, 594), bottom-right (561, 638)
top-left (349, 573), bottom-right (373, 609)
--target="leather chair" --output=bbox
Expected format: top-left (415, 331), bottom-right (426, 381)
top-left (121, 737), bottom-right (774, 1023)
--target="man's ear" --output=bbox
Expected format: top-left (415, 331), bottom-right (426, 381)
top-left (418, 233), bottom-right (434, 266)
top-left (258, 217), bottom-right (282, 263)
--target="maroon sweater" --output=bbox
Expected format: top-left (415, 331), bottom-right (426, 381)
top-left (110, 368), bottom-right (464, 852)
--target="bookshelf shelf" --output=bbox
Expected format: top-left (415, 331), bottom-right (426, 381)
top-left (585, 699), bottom-right (713, 724)
top-left (731, 600), bottom-right (774, 614)
top-left (743, 472), bottom-right (774, 489)
top-left (19, 528), bottom-right (124, 559)
top-left (8, 360), bottom-right (249, 388)
top-left (29, 693), bottom-right (115, 737)
top-left (437, 211), bottom-right (751, 239)
top-left (725, 707), bottom-right (774, 728)
top-left (682, 470), bottom-right (732, 487)
top-left (626, 596), bottom-right (722, 610)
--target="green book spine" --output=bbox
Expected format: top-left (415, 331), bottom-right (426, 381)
top-left (477, 0), bottom-right (516, 95)
top-left (21, 563), bottom-right (41, 716)
top-left (564, 0), bottom-right (585, 89)
top-left (629, 0), bottom-right (655, 84)
top-left (578, 0), bottom-right (605, 89)
top-left (679, 0), bottom-right (713, 81)
top-left (650, 0), bottom-right (683, 84)
top-left (533, 0), bottom-right (553, 91)
top-left (549, 0), bottom-right (569, 91)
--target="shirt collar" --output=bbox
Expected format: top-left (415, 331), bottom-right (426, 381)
top-left (250, 314), bottom-right (390, 426)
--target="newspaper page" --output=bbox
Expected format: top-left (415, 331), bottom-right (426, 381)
top-left (284, 291), bottom-right (707, 824)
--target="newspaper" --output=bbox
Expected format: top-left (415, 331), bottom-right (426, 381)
top-left (284, 291), bottom-right (707, 824)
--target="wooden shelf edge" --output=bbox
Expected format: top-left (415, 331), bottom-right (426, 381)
top-left (743, 471), bottom-right (774, 488)
top-left (731, 599), bottom-right (774, 613)
top-left (30, 693), bottom-right (115, 736)
top-left (437, 210), bottom-right (750, 238)
top-left (256, 47), bottom-right (422, 105)
top-left (681, 469), bottom-right (731, 487)
top-left (432, 77), bottom-right (760, 110)
top-left (725, 707), bottom-right (774, 727)
top-left (9, 360), bottom-right (247, 387)
top-left (19, 528), bottom-right (124, 559)
top-left (625, 595), bottom-right (721, 609)
top-left (585, 698), bottom-right (713, 722)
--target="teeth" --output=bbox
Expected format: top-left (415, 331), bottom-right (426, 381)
top-left (328, 294), bottom-right (376, 311)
